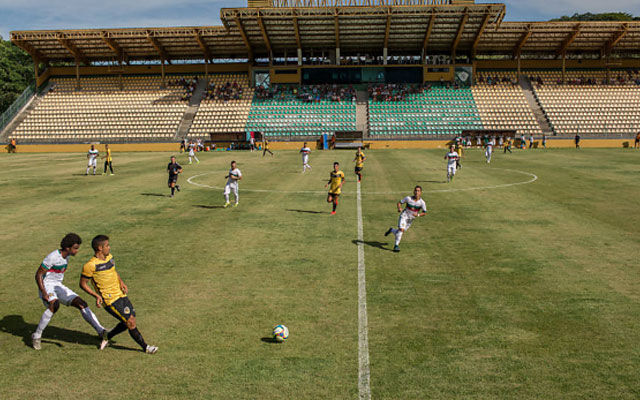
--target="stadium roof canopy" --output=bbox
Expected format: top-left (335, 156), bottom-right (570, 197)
top-left (10, 0), bottom-right (640, 64)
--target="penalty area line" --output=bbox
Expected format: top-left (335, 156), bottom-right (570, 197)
top-left (356, 180), bottom-right (372, 400)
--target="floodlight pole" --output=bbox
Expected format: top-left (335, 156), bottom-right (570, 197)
top-left (205, 59), bottom-right (209, 82)
top-left (297, 48), bottom-right (302, 66)
top-left (561, 53), bottom-right (566, 85)
top-left (33, 56), bottom-right (40, 87)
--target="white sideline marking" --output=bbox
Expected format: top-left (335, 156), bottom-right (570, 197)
top-left (187, 168), bottom-right (538, 195)
top-left (356, 180), bottom-right (372, 400)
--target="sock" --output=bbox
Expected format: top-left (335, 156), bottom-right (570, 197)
top-left (86, 167), bottom-right (90, 174)
top-left (395, 231), bottom-right (403, 246)
top-left (80, 307), bottom-right (105, 335)
top-left (224, 194), bottom-right (229, 202)
top-left (234, 195), bottom-right (239, 204)
top-left (34, 309), bottom-right (54, 338)
top-left (107, 322), bottom-right (128, 339)
top-left (171, 187), bottom-right (175, 195)
top-left (332, 202), bottom-right (337, 212)
top-left (128, 328), bottom-right (148, 351)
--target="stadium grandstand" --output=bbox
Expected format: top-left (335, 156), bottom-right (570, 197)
top-left (3, 0), bottom-right (640, 145)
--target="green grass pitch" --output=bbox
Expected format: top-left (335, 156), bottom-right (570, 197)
top-left (0, 147), bottom-right (639, 399)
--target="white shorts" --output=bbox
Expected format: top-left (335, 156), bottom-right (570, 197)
top-left (39, 282), bottom-right (78, 307)
top-left (447, 165), bottom-right (456, 175)
top-left (88, 158), bottom-right (97, 167)
top-left (189, 150), bottom-right (195, 156)
top-left (302, 155), bottom-right (309, 164)
top-left (224, 183), bottom-right (238, 196)
top-left (485, 148), bottom-right (492, 157)
top-left (398, 214), bottom-right (415, 231)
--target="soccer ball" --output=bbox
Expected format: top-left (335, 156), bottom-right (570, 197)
top-left (272, 325), bottom-right (289, 342)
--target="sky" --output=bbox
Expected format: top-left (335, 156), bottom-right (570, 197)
top-left (1, 0), bottom-right (640, 40)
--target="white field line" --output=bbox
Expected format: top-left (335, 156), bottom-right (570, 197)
top-left (187, 168), bottom-right (538, 195)
top-left (356, 180), bottom-right (372, 400)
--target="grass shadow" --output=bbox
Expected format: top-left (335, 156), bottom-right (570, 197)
top-left (141, 193), bottom-right (170, 198)
top-left (72, 173), bottom-right (99, 176)
top-left (193, 205), bottom-right (225, 209)
top-left (260, 337), bottom-right (282, 344)
top-left (286, 209), bottom-right (324, 214)
top-left (417, 180), bottom-right (447, 184)
top-left (0, 314), bottom-right (138, 352)
top-left (352, 239), bottom-right (392, 252)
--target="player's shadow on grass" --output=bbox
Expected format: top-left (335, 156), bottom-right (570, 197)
top-left (0, 314), bottom-right (136, 351)
top-left (352, 240), bottom-right (393, 251)
top-left (286, 209), bottom-right (324, 214)
top-left (141, 193), bottom-right (170, 198)
top-left (193, 205), bottom-right (225, 209)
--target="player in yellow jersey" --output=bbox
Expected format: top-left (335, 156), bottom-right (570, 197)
top-left (454, 139), bottom-right (463, 170)
top-left (353, 147), bottom-right (366, 182)
top-left (262, 139), bottom-right (274, 157)
top-left (101, 144), bottom-right (114, 175)
top-left (325, 162), bottom-right (345, 215)
top-left (80, 235), bottom-right (158, 354)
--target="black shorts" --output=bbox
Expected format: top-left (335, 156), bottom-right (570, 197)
top-left (328, 192), bottom-right (340, 198)
top-left (105, 296), bottom-right (136, 323)
top-left (355, 166), bottom-right (363, 173)
top-left (168, 176), bottom-right (178, 184)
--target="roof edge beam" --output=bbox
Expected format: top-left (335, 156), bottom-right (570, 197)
top-left (257, 11), bottom-right (272, 55)
top-left (603, 23), bottom-right (629, 55)
top-left (422, 11), bottom-right (435, 52)
top-left (293, 10), bottom-right (302, 49)
top-left (513, 26), bottom-right (532, 59)
top-left (146, 33), bottom-right (170, 64)
top-left (194, 29), bottom-right (212, 62)
top-left (57, 35), bottom-right (90, 65)
top-left (334, 9), bottom-right (340, 48)
top-left (13, 40), bottom-right (47, 63)
top-left (101, 34), bottom-right (126, 62)
top-left (234, 17), bottom-right (253, 60)
top-left (384, 8), bottom-right (391, 49)
top-left (472, 10), bottom-right (492, 58)
top-left (451, 8), bottom-right (469, 58)
top-left (557, 24), bottom-right (581, 57)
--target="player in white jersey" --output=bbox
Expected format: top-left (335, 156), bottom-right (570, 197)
top-left (188, 141), bottom-right (199, 164)
top-left (249, 136), bottom-right (255, 152)
top-left (86, 145), bottom-right (99, 175)
top-left (300, 142), bottom-right (312, 173)
top-left (485, 138), bottom-right (494, 163)
top-left (444, 145), bottom-right (459, 182)
top-left (384, 186), bottom-right (427, 252)
top-left (223, 160), bottom-right (242, 208)
top-left (32, 233), bottom-right (107, 350)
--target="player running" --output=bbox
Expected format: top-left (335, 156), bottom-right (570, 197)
top-left (384, 186), bottom-right (427, 252)
top-left (224, 160), bottom-right (242, 208)
top-left (262, 139), bottom-right (274, 157)
top-left (86, 145), bottom-right (99, 175)
top-left (80, 235), bottom-right (158, 354)
top-left (102, 144), bottom-right (114, 175)
top-left (188, 141), bottom-right (200, 164)
top-left (300, 142), bottom-right (312, 173)
top-left (32, 233), bottom-right (107, 350)
top-left (444, 145), bottom-right (459, 182)
top-left (167, 156), bottom-right (183, 198)
top-left (353, 147), bottom-right (366, 182)
top-left (325, 162), bottom-right (345, 215)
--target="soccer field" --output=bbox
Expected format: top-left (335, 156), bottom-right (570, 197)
top-left (0, 147), bottom-right (639, 399)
